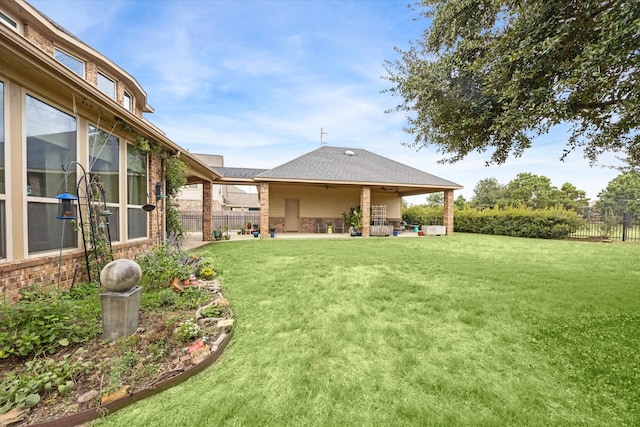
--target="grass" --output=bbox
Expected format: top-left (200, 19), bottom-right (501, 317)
top-left (93, 233), bottom-right (640, 426)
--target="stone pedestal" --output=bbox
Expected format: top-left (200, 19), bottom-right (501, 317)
top-left (100, 286), bottom-right (142, 341)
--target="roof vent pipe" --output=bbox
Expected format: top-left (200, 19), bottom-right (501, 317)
top-left (345, 150), bottom-right (355, 156)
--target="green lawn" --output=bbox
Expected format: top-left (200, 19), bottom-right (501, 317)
top-left (95, 234), bottom-right (640, 426)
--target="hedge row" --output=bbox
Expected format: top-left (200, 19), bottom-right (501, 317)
top-left (454, 207), bottom-right (583, 239)
top-left (402, 206), bottom-right (583, 239)
top-left (402, 205), bottom-right (444, 226)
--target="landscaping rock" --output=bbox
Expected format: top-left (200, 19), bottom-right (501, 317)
top-left (77, 390), bottom-right (99, 410)
top-left (101, 385), bottom-right (131, 405)
top-left (215, 297), bottom-right (230, 307)
top-left (217, 319), bottom-right (234, 329)
top-left (0, 407), bottom-right (30, 426)
top-left (191, 347), bottom-right (211, 365)
top-left (100, 259), bottom-right (142, 292)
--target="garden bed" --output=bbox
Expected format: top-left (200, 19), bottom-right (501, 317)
top-left (0, 279), bottom-right (233, 427)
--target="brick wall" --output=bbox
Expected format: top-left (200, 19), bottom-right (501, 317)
top-left (0, 240), bottom-right (154, 304)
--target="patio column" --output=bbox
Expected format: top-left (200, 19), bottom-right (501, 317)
top-left (202, 181), bottom-right (213, 241)
top-left (444, 189), bottom-right (454, 235)
top-left (361, 186), bottom-right (371, 237)
top-left (259, 182), bottom-right (269, 240)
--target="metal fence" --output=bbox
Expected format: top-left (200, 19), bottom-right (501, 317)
top-left (568, 213), bottom-right (640, 241)
top-left (179, 211), bottom-right (261, 234)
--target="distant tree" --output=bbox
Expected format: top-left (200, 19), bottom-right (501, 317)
top-left (454, 195), bottom-right (467, 209)
top-left (425, 192), bottom-right (444, 206)
top-left (504, 173), bottom-right (562, 209)
top-left (470, 178), bottom-right (504, 210)
top-left (595, 172), bottom-right (640, 216)
top-left (384, 0), bottom-right (640, 165)
top-left (559, 182), bottom-right (589, 213)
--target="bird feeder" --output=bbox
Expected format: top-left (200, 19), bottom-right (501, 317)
top-left (55, 192), bottom-right (78, 220)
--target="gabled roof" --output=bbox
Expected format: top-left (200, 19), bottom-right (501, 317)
top-left (255, 146), bottom-right (462, 189)
top-left (213, 167), bottom-right (269, 181)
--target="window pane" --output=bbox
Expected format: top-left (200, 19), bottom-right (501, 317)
top-left (103, 206), bottom-right (120, 242)
top-left (54, 48), bottom-right (84, 78)
top-left (0, 11), bottom-right (17, 31)
top-left (89, 125), bottom-right (119, 202)
top-left (26, 96), bottom-right (77, 197)
top-left (127, 144), bottom-right (146, 205)
top-left (124, 92), bottom-right (131, 111)
top-left (0, 201), bottom-right (5, 259)
top-left (127, 208), bottom-right (146, 239)
top-left (0, 81), bottom-right (4, 194)
top-left (28, 202), bottom-right (77, 253)
top-left (97, 72), bottom-right (115, 99)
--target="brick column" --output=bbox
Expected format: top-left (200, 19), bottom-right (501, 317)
top-left (202, 181), bottom-right (213, 241)
top-left (148, 153), bottom-right (164, 243)
top-left (360, 186), bottom-right (371, 237)
top-left (259, 182), bottom-right (269, 240)
top-left (444, 189), bottom-right (454, 235)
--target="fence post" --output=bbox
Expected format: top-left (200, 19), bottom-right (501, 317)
top-left (623, 212), bottom-right (628, 242)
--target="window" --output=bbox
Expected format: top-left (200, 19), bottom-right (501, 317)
top-left (26, 95), bottom-right (77, 253)
top-left (127, 144), bottom-right (147, 239)
top-left (0, 81), bottom-right (5, 195)
top-left (89, 125), bottom-right (120, 241)
top-left (89, 125), bottom-right (119, 202)
top-left (0, 11), bottom-right (17, 31)
top-left (54, 48), bottom-right (85, 78)
top-left (0, 81), bottom-right (5, 259)
top-left (123, 92), bottom-right (131, 111)
top-left (97, 72), bottom-right (115, 99)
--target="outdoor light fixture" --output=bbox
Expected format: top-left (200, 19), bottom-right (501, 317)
top-left (55, 192), bottom-right (78, 220)
top-left (155, 181), bottom-right (163, 200)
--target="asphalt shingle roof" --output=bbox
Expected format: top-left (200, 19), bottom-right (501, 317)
top-left (255, 146), bottom-right (462, 188)
top-left (213, 167), bottom-right (269, 179)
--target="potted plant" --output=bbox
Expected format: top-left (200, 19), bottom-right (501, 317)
top-left (269, 225), bottom-right (276, 238)
top-left (247, 221), bottom-right (253, 232)
top-left (344, 208), bottom-right (362, 236)
top-left (213, 227), bottom-right (222, 241)
top-left (327, 222), bottom-right (333, 234)
top-left (223, 225), bottom-right (231, 240)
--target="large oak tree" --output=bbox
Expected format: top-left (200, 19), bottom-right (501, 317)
top-left (385, 0), bottom-right (640, 165)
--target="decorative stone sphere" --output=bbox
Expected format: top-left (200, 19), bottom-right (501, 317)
top-left (100, 259), bottom-right (142, 292)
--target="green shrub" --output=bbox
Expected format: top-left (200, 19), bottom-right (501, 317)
top-left (136, 240), bottom-right (201, 289)
top-left (402, 205), bottom-right (444, 226)
top-left (0, 348), bottom-right (93, 413)
top-left (0, 290), bottom-right (100, 359)
top-left (454, 207), bottom-right (583, 239)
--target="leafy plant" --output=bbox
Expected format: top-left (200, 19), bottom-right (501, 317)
top-left (198, 267), bottom-right (216, 280)
top-left (173, 319), bottom-right (201, 342)
top-left (200, 305), bottom-right (221, 318)
top-left (0, 291), bottom-right (100, 359)
top-left (136, 239), bottom-right (201, 289)
top-left (0, 348), bottom-right (93, 414)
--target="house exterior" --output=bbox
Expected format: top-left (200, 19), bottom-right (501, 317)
top-left (0, 0), bottom-right (217, 302)
top-left (176, 154), bottom-right (259, 212)
top-left (213, 146), bottom-right (463, 238)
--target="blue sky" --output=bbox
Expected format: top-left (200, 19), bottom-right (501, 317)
top-left (31, 0), bottom-right (623, 203)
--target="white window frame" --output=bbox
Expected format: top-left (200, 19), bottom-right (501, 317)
top-left (123, 92), bottom-right (132, 111)
top-left (54, 47), bottom-right (85, 78)
top-left (0, 11), bottom-right (18, 32)
top-left (97, 71), bottom-right (116, 100)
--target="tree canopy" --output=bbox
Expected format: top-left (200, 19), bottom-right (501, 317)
top-left (385, 0), bottom-right (640, 165)
top-left (595, 171), bottom-right (640, 215)
top-left (469, 173), bottom-right (588, 211)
